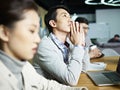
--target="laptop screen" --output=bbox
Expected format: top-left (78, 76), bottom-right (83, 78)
top-left (116, 57), bottom-right (120, 74)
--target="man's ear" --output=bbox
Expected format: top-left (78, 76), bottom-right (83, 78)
top-left (49, 20), bottom-right (56, 28)
top-left (0, 25), bottom-right (9, 41)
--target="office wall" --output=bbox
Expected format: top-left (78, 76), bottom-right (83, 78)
top-left (88, 23), bottom-right (110, 43)
top-left (37, 5), bottom-right (47, 28)
top-left (96, 9), bottom-right (120, 38)
top-left (71, 13), bottom-right (95, 22)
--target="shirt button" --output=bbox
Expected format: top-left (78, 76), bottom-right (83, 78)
top-left (8, 74), bottom-right (11, 77)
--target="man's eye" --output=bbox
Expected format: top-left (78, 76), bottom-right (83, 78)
top-left (64, 14), bottom-right (67, 17)
top-left (30, 30), bottom-right (34, 33)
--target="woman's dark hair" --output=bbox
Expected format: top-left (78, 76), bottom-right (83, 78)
top-left (75, 17), bottom-right (89, 25)
top-left (0, 0), bottom-right (38, 28)
top-left (0, 0), bottom-right (38, 50)
top-left (44, 5), bottom-right (70, 33)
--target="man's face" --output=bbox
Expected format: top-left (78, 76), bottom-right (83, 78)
top-left (80, 23), bottom-right (89, 36)
top-left (115, 36), bottom-right (120, 40)
top-left (54, 8), bottom-right (71, 33)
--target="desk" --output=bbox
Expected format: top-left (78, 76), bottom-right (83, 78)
top-left (77, 56), bottom-right (120, 90)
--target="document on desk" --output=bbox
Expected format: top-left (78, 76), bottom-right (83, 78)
top-left (87, 62), bottom-right (107, 71)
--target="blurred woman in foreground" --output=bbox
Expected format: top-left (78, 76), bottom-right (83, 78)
top-left (0, 0), bottom-right (88, 90)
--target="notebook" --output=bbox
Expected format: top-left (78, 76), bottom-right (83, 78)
top-left (87, 57), bottom-right (120, 86)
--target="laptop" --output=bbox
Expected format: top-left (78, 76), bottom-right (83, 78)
top-left (87, 57), bottom-right (120, 86)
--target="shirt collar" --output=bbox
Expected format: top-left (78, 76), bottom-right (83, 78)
top-left (0, 50), bottom-right (26, 74)
top-left (50, 33), bottom-right (69, 50)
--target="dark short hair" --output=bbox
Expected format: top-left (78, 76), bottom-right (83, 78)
top-left (0, 0), bottom-right (38, 28)
top-left (44, 5), bottom-right (70, 33)
top-left (75, 17), bottom-right (89, 25)
top-left (114, 34), bottom-right (120, 38)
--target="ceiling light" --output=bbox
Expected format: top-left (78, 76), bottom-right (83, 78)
top-left (85, 0), bottom-right (120, 6)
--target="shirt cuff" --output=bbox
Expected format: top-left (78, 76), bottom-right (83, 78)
top-left (74, 45), bottom-right (85, 49)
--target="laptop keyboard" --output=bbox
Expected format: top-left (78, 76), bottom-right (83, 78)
top-left (103, 72), bottom-right (120, 82)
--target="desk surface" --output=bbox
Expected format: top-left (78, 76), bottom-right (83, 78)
top-left (77, 56), bottom-right (120, 90)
